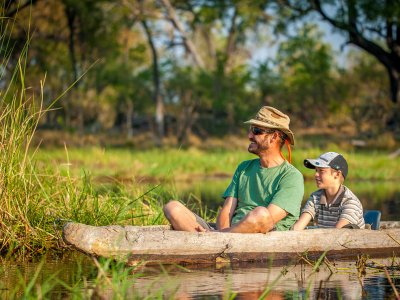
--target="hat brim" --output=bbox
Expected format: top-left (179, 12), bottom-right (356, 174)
top-left (244, 119), bottom-right (295, 146)
top-left (304, 158), bottom-right (330, 169)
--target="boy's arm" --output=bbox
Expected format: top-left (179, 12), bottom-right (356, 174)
top-left (292, 213), bottom-right (312, 230)
top-left (216, 197), bottom-right (238, 230)
top-left (335, 219), bottom-right (350, 228)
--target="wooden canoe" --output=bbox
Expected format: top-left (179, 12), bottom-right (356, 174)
top-left (62, 222), bottom-right (400, 265)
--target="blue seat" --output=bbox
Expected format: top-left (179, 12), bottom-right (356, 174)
top-left (363, 210), bottom-right (381, 230)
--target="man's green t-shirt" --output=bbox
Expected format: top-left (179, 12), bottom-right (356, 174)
top-left (222, 159), bottom-right (304, 231)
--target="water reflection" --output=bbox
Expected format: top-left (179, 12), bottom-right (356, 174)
top-left (134, 260), bottom-right (399, 299)
top-left (1, 253), bottom-right (399, 299)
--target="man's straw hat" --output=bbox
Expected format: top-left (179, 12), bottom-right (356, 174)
top-left (244, 106), bottom-right (295, 145)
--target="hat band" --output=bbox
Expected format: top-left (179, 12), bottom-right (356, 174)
top-left (256, 116), bottom-right (288, 129)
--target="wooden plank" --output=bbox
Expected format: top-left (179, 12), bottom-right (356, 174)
top-left (380, 221), bottom-right (400, 229)
top-left (62, 222), bottom-right (400, 265)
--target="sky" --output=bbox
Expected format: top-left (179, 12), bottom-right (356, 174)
top-left (250, 18), bottom-right (357, 69)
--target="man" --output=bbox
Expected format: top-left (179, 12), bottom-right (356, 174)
top-left (163, 106), bottom-right (304, 233)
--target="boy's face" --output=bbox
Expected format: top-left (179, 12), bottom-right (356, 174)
top-left (314, 167), bottom-right (341, 189)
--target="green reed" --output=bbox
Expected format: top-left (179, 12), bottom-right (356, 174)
top-left (0, 16), bottom-right (169, 259)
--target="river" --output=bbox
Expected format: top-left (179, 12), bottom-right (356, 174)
top-left (1, 179), bottom-right (400, 299)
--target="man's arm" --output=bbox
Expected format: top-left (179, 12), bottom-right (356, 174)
top-left (266, 203), bottom-right (288, 226)
top-left (216, 197), bottom-right (237, 230)
top-left (292, 212), bottom-right (312, 230)
top-left (219, 203), bottom-right (287, 233)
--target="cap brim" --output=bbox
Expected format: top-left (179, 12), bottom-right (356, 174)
top-left (304, 158), bottom-right (330, 169)
top-left (244, 119), bottom-right (295, 146)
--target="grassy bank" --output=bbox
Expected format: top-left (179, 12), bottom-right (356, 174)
top-left (34, 145), bottom-right (400, 182)
top-left (0, 41), bottom-right (169, 259)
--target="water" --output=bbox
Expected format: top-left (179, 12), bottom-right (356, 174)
top-left (1, 179), bottom-right (400, 299)
top-left (135, 261), bottom-right (400, 299)
top-left (1, 254), bottom-right (400, 299)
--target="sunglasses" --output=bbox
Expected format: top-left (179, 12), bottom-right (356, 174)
top-left (250, 126), bottom-right (275, 135)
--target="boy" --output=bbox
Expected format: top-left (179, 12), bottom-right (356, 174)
top-left (293, 152), bottom-right (365, 230)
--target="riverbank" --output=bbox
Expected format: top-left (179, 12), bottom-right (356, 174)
top-left (34, 145), bottom-right (400, 182)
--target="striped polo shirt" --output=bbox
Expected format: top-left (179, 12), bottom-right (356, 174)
top-left (302, 185), bottom-right (365, 229)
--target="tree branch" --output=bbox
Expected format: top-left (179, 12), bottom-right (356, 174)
top-left (311, 0), bottom-right (394, 71)
top-left (5, 0), bottom-right (39, 18)
top-left (224, 6), bottom-right (238, 73)
top-left (159, 0), bottom-right (205, 69)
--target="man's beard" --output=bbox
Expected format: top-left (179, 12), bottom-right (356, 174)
top-left (248, 139), bottom-right (269, 155)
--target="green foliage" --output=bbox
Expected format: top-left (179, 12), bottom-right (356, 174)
top-left (3, 0), bottom-right (398, 139)
top-left (276, 23), bottom-right (339, 123)
top-left (343, 50), bottom-right (391, 135)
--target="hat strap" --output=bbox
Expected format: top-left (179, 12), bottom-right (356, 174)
top-left (280, 140), bottom-right (292, 163)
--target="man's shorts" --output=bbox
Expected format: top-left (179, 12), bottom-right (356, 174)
top-left (194, 213), bottom-right (216, 231)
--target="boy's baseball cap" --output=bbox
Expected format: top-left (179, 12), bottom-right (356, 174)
top-left (304, 152), bottom-right (348, 178)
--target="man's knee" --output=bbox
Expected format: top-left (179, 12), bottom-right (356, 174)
top-left (163, 200), bottom-right (183, 219)
top-left (246, 206), bottom-right (274, 232)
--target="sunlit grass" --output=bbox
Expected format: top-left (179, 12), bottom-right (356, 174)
top-left (33, 146), bottom-right (400, 182)
top-left (0, 18), bottom-right (170, 259)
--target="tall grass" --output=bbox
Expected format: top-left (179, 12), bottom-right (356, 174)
top-left (0, 13), bottom-right (50, 256)
top-left (0, 14), bottom-right (169, 259)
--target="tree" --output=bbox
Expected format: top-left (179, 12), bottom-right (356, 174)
top-left (282, 1), bottom-right (400, 105)
top-left (157, 0), bottom-right (271, 141)
top-left (342, 50), bottom-right (391, 135)
top-left (61, 0), bottom-right (119, 132)
top-left (275, 23), bottom-right (337, 125)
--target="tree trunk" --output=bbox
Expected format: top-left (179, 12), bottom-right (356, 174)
top-left (126, 101), bottom-right (134, 139)
top-left (177, 90), bottom-right (196, 146)
top-left (77, 107), bottom-right (84, 137)
top-left (141, 17), bottom-right (164, 146)
top-left (63, 222), bottom-right (400, 265)
top-left (226, 102), bottom-right (235, 134)
top-left (388, 67), bottom-right (400, 104)
top-left (65, 5), bottom-right (79, 130)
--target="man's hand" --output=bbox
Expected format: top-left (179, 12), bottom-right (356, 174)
top-left (216, 197), bottom-right (238, 230)
top-left (195, 225), bottom-right (207, 232)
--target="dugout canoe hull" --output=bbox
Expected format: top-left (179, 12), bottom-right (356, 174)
top-left (62, 222), bottom-right (400, 265)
